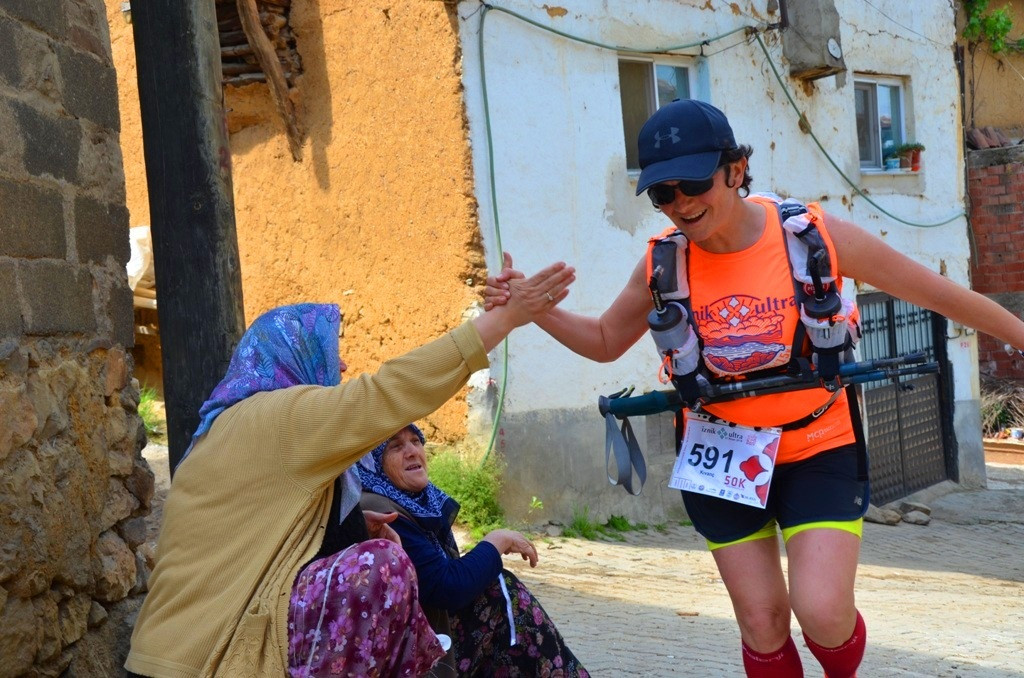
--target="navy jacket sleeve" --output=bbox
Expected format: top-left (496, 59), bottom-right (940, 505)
top-left (391, 516), bottom-right (503, 612)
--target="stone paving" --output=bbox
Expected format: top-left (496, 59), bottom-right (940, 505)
top-left (501, 463), bottom-right (1024, 677)
top-left (143, 446), bottom-right (1024, 677)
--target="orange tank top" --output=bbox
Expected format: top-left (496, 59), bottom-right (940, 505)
top-left (687, 199), bottom-right (856, 463)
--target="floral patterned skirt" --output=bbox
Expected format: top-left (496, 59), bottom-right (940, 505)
top-left (450, 570), bottom-right (589, 678)
top-left (287, 539), bottom-right (444, 677)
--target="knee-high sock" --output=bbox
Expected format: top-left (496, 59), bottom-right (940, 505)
top-left (741, 636), bottom-right (804, 677)
top-left (803, 611), bottom-right (866, 678)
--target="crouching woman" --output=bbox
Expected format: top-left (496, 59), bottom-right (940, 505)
top-left (359, 424), bottom-right (590, 677)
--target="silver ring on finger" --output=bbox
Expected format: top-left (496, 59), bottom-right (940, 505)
top-left (545, 291), bottom-right (554, 302)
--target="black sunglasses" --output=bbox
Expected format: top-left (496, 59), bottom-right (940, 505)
top-left (646, 165), bottom-right (725, 206)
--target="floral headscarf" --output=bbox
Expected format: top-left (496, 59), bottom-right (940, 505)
top-left (357, 424), bottom-right (460, 552)
top-left (177, 303), bottom-right (361, 520)
top-left (182, 303), bottom-right (342, 457)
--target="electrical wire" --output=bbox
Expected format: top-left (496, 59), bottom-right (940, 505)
top-left (751, 32), bottom-right (965, 227)
top-left (982, 45), bottom-right (1024, 84)
top-left (862, 0), bottom-right (948, 48)
top-left (482, 2), bottom-right (753, 55)
top-left (478, 5), bottom-right (507, 464)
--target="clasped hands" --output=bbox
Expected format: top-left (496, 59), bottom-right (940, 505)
top-left (484, 252), bottom-right (573, 314)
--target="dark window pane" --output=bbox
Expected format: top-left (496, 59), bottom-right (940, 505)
top-left (619, 60), bottom-right (655, 170)
top-left (855, 82), bottom-right (879, 167)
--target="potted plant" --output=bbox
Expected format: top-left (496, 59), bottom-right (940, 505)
top-left (893, 143), bottom-right (914, 169)
top-left (884, 153), bottom-right (901, 171)
top-left (904, 142), bottom-right (925, 171)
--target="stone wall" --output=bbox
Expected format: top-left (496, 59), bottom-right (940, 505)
top-left (0, 1), bottom-right (151, 675)
top-left (967, 145), bottom-right (1024, 380)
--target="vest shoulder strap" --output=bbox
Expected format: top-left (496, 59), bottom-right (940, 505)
top-left (644, 194), bottom-right (855, 382)
top-left (644, 195), bottom-right (840, 306)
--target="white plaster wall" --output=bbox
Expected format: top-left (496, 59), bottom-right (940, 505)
top-left (458, 1), bottom-right (972, 419)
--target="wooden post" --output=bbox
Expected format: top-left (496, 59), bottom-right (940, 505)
top-left (131, 0), bottom-right (246, 473)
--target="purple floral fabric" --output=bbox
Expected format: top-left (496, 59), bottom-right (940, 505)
top-left (450, 570), bottom-right (589, 677)
top-left (288, 539), bottom-right (444, 677)
top-left (180, 303), bottom-right (342, 465)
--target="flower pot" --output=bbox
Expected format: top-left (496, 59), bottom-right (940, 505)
top-left (911, 149), bottom-right (922, 172)
top-left (884, 157), bottom-right (900, 170)
top-left (899, 154), bottom-right (911, 169)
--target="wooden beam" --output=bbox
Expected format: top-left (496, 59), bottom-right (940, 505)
top-left (222, 62), bottom-right (263, 76)
top-left (130, 0), bottom-right (246, 473)
top-left (225, 73), bottom-right (268, 86)
top-left (236, 0), bottom-right (303, 160)
top-left (221, 44), bottom-right (254, 58)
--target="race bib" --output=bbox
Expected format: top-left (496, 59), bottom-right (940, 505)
top-left (668, 411), bottom-right (782, 508)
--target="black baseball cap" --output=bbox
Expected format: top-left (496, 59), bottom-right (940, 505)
top-left (635, 99), bottom-right (737, 195)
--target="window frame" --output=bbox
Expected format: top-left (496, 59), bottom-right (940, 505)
top-left (854, 75), bottom-right (908, 171)
top-left (618, 55), bottom-right (695, 174)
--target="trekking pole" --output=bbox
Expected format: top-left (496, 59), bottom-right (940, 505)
top-left (599, 352), bottom-right (938, 420)
top-left (598, 352), bottom-right (938, 494)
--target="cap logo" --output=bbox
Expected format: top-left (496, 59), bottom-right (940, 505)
top-left (653, 127), bottom-right (680, 148)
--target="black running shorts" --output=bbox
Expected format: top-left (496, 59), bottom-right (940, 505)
top-left (681, 444), bottom-right (870, 545)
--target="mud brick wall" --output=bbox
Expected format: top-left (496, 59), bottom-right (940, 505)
top-left (0, 1), bottom-right (153, 675)
top-left (968, 145), bottom-right (1024, 381)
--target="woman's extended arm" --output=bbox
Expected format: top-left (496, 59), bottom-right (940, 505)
top-left (276, 263), bottom-right (577, 488)
top-left (827, 215), bottom-right (1024, 350)
top-left (486, 253), bottom-right (653, 362)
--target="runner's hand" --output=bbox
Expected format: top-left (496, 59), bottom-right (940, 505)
top-left (503, 259), bottom-right (575, 321)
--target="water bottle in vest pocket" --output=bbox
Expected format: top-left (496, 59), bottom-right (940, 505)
top-left (647, 231), bottom-right (689, 302)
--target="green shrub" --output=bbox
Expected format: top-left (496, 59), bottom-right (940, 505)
top-left (562, 505), bottom-right (601, 540)
top-left (562, 507), bottom-right (646, 541)
top-left (138, 385), bottom-right (165, 441)
top-left (427, 447), bottom-right (505, 540)
top-left (606, 514), bottom-right (648, 532)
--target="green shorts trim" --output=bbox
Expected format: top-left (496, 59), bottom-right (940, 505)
top-left (706, 517), bottom-right (864, 551)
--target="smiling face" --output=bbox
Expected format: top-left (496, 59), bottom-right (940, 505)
top-left (656, 159), bottom-right (751, 250)
top-left (380, 426), bottom-right (429, 493)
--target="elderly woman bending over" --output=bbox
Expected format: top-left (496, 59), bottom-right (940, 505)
top-left (124, 259), bottom-right (574, 678)
top-left (359, 424), bottom-right (590, 678)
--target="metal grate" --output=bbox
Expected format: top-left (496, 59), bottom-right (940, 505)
top-left (856, 293), bottom-right (953, 504)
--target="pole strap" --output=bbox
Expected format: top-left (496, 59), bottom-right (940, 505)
top-left (604, 412), bottom-right (647, 495)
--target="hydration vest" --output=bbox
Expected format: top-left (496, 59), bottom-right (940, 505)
top-left (645, 193), bottom-right (861, 393)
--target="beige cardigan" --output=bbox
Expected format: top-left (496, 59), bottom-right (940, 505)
top-left (125, 322), bottom-right (488, 677)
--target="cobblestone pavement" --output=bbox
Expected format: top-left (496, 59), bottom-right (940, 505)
top-left (501, 464), bottom-right (1024, 677)
top-left (143, 447), bottom-right (1024, 677)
